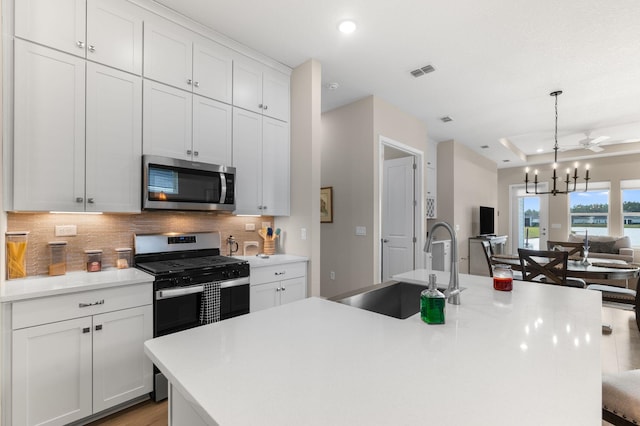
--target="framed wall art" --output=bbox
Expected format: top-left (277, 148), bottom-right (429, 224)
top-left (320, 187), bottom-right (333, 223)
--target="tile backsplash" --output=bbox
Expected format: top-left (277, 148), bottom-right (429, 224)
top-left (7, 211), bottom-right (273, 277)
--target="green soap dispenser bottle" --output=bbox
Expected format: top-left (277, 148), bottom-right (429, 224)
top-left (421, 273), bottom-right (445, 324)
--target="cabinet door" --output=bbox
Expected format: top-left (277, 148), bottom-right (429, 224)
top-left (250, 282), bottom-right (280, 312)
top-left (86, 0), bottom-right (143, 75)
top-left (193, 95), bottom-right (232, 166)
top-left (143, 21), bottom-right (193, 91)
top-left (86, 62), bottom-right (142, 213)
top-left (93, 305), bottom-right (153, 413)
top-left (143, 80), bottom-right (192, 160)
top-left (15, 0), bottom-right (86, 57)
top-left (280, 276), bottom-right (307, 306)
top-left (262, 118), bottom-right (290, 216)
top-left (193, 41), bottom-right (233, 103)
top-left (13, 317), bottom-right (92, 426)
top-left (14, 40), bottom-right (86, 212)
top-left (262, 69), bottom-right (290, 122)
top-left (232, 108), bottom-right (263, 214)
top-left (233, 58), bottom-right (263, 115)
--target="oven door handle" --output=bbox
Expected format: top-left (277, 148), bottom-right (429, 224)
top-left (156, 285), bottom-right (204, 300)
top-left (220, 277), bottom-right (250, 288)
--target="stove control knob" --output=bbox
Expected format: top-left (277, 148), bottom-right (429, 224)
top-left (221, 270), bottom-right (229, 279)
top-left (233, 269), bottom-right (241, 277)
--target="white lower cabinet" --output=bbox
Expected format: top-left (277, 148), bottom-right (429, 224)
top-left (10, 284), bottom-right (152, 426)
top-left (250, 262), bottom-right (307, 312)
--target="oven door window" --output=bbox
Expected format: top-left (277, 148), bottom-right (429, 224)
top-left (148, 164), bottom-right (221, 204)
top-left (155, 292), bottom-right (202, 336)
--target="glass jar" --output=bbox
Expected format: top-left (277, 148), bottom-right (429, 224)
top-left (6, 231), bottom-right (29, 280)
top-left (48, 241), bottom-right (67, 276)
top-left (492, 264), bottom-right (513, 291)
top-left (115, 248), bottom-right (132, 269)
top-left (85, 249), bottom-right (103, 272)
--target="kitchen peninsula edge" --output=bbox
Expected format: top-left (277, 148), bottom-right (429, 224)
top-left (145, 271), bottom-right (602, 425)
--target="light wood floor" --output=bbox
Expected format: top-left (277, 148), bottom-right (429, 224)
top-left (87, 306), bottom-right (640, 426)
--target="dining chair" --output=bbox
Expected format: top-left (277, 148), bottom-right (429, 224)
top-left (480, 240), bottom-right (494, 277)
top-left (517, 248), bottom-right (586, 288)
top-left (545, 240), bottom-right (584, 258)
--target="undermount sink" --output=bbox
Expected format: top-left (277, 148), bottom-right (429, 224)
top-left (332, 281), bottom-right (442, 320)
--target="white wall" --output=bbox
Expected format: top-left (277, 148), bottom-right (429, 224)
top-left (434, 140), bottom-right (498, 273)
top-left (320, 96), bottom-right (427, 298)
top-left (276, 59), bottom-right (322, 296)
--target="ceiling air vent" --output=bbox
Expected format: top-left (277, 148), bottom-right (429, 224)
top-left (440, 116), bottom-right (453, 123)
top-left (410, 64), bottom-right (435, 78)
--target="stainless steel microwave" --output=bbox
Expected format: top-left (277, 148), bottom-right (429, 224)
top-left (142, 155), bottom-right (235, 211)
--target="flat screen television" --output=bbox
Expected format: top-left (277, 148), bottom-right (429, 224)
top-left (479, 206), bottom-right (495, 236)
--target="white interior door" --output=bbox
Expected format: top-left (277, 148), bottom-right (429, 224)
top-left (382, 156), bottom-right (415, 281)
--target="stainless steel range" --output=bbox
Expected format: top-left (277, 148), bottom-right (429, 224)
top-left (134, 231), bottom-right (250, 401)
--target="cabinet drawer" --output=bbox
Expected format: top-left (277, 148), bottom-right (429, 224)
top-left (250, 262), bottom-right (306, 285)
top-left (12, 283), bottom-right (152, 330)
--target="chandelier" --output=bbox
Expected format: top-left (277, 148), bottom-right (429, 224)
top-left (524, 90), bottom-right (590, 196)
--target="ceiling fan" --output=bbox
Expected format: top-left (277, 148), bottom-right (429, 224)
top-left (561, 131), bottom-right (610, 153)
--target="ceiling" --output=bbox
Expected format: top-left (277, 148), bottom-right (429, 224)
top-left (153, 0), bottom-right (640, 169)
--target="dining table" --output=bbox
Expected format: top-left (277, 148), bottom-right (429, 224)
top-left (491, 253), bottom-right (640, 283)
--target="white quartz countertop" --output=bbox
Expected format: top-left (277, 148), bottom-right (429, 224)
top-left (0, 268), bottom-right (154, 302)
top-left (233, 254), bottom-right (308, 267)
top-left (145, 270), bottom-right (602, 425)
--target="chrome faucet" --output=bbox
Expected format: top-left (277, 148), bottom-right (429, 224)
top-left (424, 221), bottom-right (460, 305)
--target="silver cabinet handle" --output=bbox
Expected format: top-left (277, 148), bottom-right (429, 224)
top-left (382, 239), bottom-right (389, 243)
top-left (281, 286), bottom-right (286, 291)
top-left (187, 79), bottom-right (193, 85)
top-left (263, 105), bottom-right (268, 110)
top-left (95, 324), bottom-right (103, 331)
top-left (77, 41), bottom-right (85, 48)
top-left (258, 206), bottom-right (263, 210)
top-left (276, 287), bottom-right (281, 292)
top-left (275, 271), bottom-right (286, 276)
top-left (194, 81), bottom-right (200, 88)
top-left (83, 327), bottom-right (90, 333)
top-left (79, 299), bottom-right (104, 308)
top-left (263, 205), bottom-right (267, 210)
top-left (87, 198), bottom-right (94, 204)
top-left (88, 45), bottom-right (95, 52)
top-left (76, 197), bottom-right (84, 203)
top-left (156, 285), bottom-right (204, 300)
top-left (187, 149), bottom-right (192, 155)
top-left (194, 151), bottom-right (199, 157)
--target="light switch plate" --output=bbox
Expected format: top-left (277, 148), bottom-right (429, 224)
top-left (355, 226), bottom-right (366, 236)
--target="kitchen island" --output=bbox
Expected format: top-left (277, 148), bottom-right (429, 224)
top-left (144, 270), bottom-right (602, 425)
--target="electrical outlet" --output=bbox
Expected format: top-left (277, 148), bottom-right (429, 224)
top-left (245, 223), bottom-right (256, 231)
top-left (55, 225), bottom-right (77, 237)
top-left (330, 271), bottom-right (335, 280)
top-left (301, 228), bottom-right (307, 240)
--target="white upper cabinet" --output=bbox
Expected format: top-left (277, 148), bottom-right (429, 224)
top-left (13, 40), bottom-right (86, 212)
top-left (193, 95), bottom-right (233, 165)
top-left (233, 108), bottom-right (290, 216)
top-left (86, 62), bottom-right (142, 213)
top-left (233, 57), bottom-right (290, 122)
top-left (144, 19), bottom-right (233, 104)
top-left (15, 0), bottom-right (86, 57)
top-left (15, 0), bottom-right (143, 75)
top-left (143, 80), bottom-right (193, 160)
top-left (193, 42), bottom-right (233, 104)
top-left (86, 0), bottom-right (143, 74)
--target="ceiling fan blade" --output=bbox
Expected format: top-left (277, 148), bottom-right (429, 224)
top-left (588, 145), bottom-right (604, 153)
top-left (590, 136), bottom-right (610, 145)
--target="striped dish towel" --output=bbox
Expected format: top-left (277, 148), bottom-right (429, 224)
top-left (200, 281), bottom-right (221, 325)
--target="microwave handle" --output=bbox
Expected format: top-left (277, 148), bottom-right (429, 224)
top-left (156, 285), bottom-right (204, 300)
top-left (220, 172), bottom-right (227, 203)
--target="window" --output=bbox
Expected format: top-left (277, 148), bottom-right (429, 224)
top-left (622, 180), bottom-right (640, 246)
top-left (569, 182), bottom-right (610, 237)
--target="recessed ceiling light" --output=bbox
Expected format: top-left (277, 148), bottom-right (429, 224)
top-left (536, 148), bottom-right (544, 153)
top-left (338, 20), bottom-right (357, 34)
